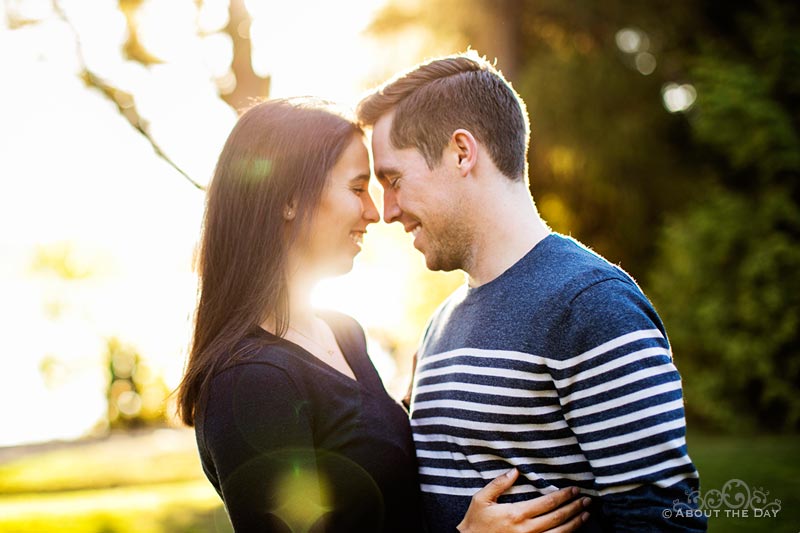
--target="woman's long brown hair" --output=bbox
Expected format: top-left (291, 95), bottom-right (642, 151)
top-left (177, 98), bottom-right (361, 426)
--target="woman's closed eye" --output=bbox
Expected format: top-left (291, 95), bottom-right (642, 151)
top-left (349, 175), bottom-right (370, 195)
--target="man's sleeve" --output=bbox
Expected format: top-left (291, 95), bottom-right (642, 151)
top-left (202, 364), bottom-right (325, 532)
top-left (552, 278), bottom-right (706, 532)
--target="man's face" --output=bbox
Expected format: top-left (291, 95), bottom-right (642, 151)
top-left (371, 112), bottom-right (472, 272)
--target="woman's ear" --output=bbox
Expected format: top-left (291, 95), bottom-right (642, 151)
top-left (451, 129), bottom-right (478, 176)
top-left (283, 199), bottom-right (297, 221)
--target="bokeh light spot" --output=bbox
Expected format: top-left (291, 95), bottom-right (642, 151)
top-left (116, 390), bottom-right (143, 417)
top-left (615, 28), bottom-right (644, 54)
top-left (635, 52), bottom-right (656, 75)
top-left (662, 83), bottom-right (697, 113)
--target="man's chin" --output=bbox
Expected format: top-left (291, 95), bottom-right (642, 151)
top-left (423, 252), bottom-right (460, 273)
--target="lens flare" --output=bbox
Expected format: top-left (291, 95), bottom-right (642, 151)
top-left (272, 462), bottom-right (331, 533)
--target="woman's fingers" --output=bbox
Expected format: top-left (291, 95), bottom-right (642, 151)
top-left (473, 468), bottom-right (520, 504)
top-left (456, 482), bottom-right (590, 533)
top-left (538, 509), bottom-right (591, 533)
top-left (514, 486), bottom-right (580, 518)
top-left (524, 496), bottom-right (591, 532)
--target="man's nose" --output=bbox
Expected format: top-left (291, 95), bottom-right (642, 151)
top-left (383, 190), bottom-right (401, 223)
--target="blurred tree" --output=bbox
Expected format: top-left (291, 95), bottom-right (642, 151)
top-left (28, 243), bottom-right (173, 433)
top-left (370, 0), bottom-right (800, 430)
top-left (105, 337), bottom-right (170, 430)
top-left (30, 241), bottom-right (107, 281)
top-left (369, 0), bottom-right (521, 78)
top-left (651, 187), bottom-right (800, 431)
top-left (117, 0), bottom-right (162, 65)
top-left (119, 0), bottom-right (271, 112)
top-left (649, 1), bottom-right (800, 431)
top-left (222, 0), bottom-right (270, 111)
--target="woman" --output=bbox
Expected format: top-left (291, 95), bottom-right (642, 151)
top-left (177, 98), bottom-right (589, 532)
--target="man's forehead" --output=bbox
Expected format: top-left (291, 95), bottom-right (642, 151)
top-left (374, 109), bottom-right (394, 128)
top-left (371, 117), bottom-right (391, 147)
top-left (370, 113), bottom-right (397, 163)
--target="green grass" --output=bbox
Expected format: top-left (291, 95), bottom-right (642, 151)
top-left (0, 429), bottom-right (232, 533)
top-left (0, 430), bottom-right (204, 494)
top-left (0, 480), bottom-right (231, 533)
top-left (0, 429), bottom-right (797, 532)
top-left (687, 431), bottom-right (800, 532)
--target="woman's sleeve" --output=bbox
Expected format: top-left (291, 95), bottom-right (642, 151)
top-left (202, 363), bottom-right (323, 532)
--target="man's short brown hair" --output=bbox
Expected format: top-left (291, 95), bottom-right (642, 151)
top-left (357, 51), bottom-right (530, 181)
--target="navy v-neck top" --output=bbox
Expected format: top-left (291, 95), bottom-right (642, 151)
top-left (195, 311), bottom-right (425, 532)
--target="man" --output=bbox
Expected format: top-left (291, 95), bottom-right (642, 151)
top-left (358, 51), bottom-right (706, 532)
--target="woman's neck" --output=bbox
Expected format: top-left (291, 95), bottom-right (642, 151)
top-left (267, 264), bottom-right (356, 380)
top-left (286, 277), bottom-right (318, 333)
top-left (261, 266), bottom-right (320, 335)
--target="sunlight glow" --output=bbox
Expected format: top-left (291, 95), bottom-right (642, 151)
top-left (5, 0), bottom-right (52, 22)
top-left (61, 0), bottom-right (127, 74)
top-left (0, 0), bottom-right (422, 448)
top-left (246, 0), bottom-right (386, 104)
top-left (200, 32), bottom-right (234, 77)
top-left (197, 0), bottom-right (230, 34)
top-left (135, 0), bottom-right (199, 63)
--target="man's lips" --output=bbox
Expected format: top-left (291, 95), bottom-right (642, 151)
top-left (404, 223), bottom-right (421, 237)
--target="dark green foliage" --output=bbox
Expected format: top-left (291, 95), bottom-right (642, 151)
top-left (371, 0), bottom-right (800, 431)
top-left (650, 1), bottom-right (800, 430)
top-left (651, 187), bottom-right (800, 431)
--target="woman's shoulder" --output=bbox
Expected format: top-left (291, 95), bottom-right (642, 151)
top-left (211, 335), bottom-right (298, 383)
top-left (317, 309), bottom-right (365, 335)
top-left (202, 339), bottom-right (307, 427)
top-left (197, 340), bottom-right (311, 460)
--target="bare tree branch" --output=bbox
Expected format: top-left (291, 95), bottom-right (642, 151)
top-left (51, 0), bottom-right (206, 191)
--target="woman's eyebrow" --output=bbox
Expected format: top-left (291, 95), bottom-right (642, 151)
top-left (349, 173), bottom-right (370, 184)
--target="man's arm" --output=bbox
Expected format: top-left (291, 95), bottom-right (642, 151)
top-left (553, 278), bottom-right (706, 532)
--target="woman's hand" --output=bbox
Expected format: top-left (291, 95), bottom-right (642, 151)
top-left (457, 469), bottom-right (590, 533)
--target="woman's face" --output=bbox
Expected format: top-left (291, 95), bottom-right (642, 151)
top-left (295, 135), bottom-right (380, 277)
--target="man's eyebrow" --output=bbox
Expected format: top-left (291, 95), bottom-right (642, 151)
top-left (375, 167), bottom-right (399, 181)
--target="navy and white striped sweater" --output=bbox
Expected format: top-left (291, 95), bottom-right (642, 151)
top-left (410, 234), bottom-right (706, 532)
